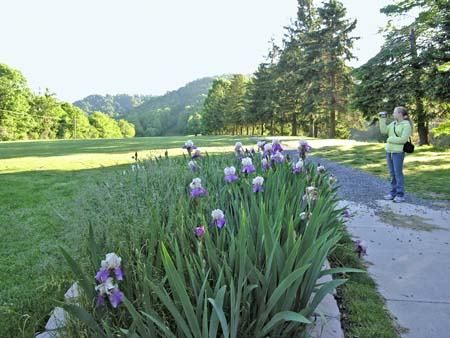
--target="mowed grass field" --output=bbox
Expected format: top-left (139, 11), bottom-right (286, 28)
top-left (0, 136), bottom-right (448, 337)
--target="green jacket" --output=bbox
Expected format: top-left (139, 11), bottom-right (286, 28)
top-left (379, 119), bottom-right (412, 153)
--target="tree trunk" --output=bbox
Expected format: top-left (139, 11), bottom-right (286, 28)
top-left (330, 73), bottom-right (337, 138)
top-left (260, 122), bottom-right (264, 136)
top-left (410, 27), bottom-right (429, 145)
top-left (308, 114), bottom-right (315, 137)
top-left (291, 112), bottom-right (298, 136)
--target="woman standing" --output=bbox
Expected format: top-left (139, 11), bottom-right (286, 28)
top-left (379, 106), bottom-right (413, 203)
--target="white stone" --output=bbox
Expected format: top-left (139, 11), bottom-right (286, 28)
top-left (45, 307), bottom-right (67, 331)
top-left (64, 282), bottom-right (79, 303)
top-left (308, 316), bottom-right (345, 338)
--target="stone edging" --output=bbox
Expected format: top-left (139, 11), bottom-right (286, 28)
top-left (35, 261), bottom-right (344, 338)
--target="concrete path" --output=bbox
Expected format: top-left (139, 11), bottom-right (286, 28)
top-left (340, 199), bottom-right (450, 338)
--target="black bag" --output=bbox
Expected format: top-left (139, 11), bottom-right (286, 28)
top-left (394, 124), bottom-right (414, 153)
top-left (403, 138), bottom-right (414, 153)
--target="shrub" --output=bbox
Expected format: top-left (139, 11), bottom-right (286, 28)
top-left (430, 120), bottom-right (450, 149)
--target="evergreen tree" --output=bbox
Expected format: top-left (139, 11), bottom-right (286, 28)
top-left (310, 0), bottom-right (357, 138)
top-left (354, 0), bottom-right (450, 145)
top-left (201, 78), bottom-right (230, 134)
top-left (223, 74), bottom-right (248, 135)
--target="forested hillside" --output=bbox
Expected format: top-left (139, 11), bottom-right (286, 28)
top-left (125, 77), bottom-right (216, 136)
top-left (73, 94), bottom-right (153, 117)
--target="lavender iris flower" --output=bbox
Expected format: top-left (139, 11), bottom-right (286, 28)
top-left (95, 268), bottom-right (109, 283)
top-left (195, 226), bottom-right (205, 237)
top-left (271, 151), bottom-right (284, 163)
top-left (354, 240), bottom-right (367, 258)
top-left (211, 209), bottom-right (226, 228)
top-left (192, 149), bottom-right (203, 159)
top-left (242, 165), bottom-right (255, 174)
top-left (253, 184), bottom-right (263, 193)
top-left (182, 140), bottom-right (197, 150)
top-left (224, 174), bottom-right (238, 183)
top-left (262, 159), bottom-right (270, 170)
top-left (272, 142), bottom-right (283, 153)
top-left (188, 161), bottom-right (198, 172)
top-left (96, 295), bottom-right (106, 307)
top-left (216, 217), bottom-right (226, 228)
top-left (241, 158), bottom-right (255, 174)
top-left (190, 187), bottom-right (208, 198)
top-left (115, 267), bottom-right (124, 281)
top-left (252, 176), bottom-right (264, 193)
top-left (109, 290), bottom-right (124, 308)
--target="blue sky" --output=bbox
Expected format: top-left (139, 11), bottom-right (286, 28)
top-left (1, 0), bottom-right (397, 102)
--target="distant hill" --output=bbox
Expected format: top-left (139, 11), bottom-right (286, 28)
top-left (125, 77), bottom-right (216, 136)
top-left (73, 94), bottom-right (154, 118)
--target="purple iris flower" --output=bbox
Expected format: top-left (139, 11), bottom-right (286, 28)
top-left (252, 176), bottom-right (264, 193)
top-left (253, 184), bottom-right (263, 193)
top-left (182, 140), bottom-right (197, 150)
top-left (96, 295), bottom-right (106, 307)
top-left (188, 161), bottom-right (198, 172)
top-left (224, 174), bottom-right (238, 183)
top-left (216, 217), bottom-right (226, 228)
top-left (195, 226), bottom-right (205, 237)
top-left (342, 210), bottom-right (350, 218)
top-left (241, 164), bottom-right (255, 174)
top-left (192, 150), bottom-right (203, 160)
top-left (298, 140), bottom-right (312, 161)
top-left (272, 143), bottom-right (283, 153)
top-left (211, 209), bottom-right (226, 228)
top-left (95, 269), bottom-right (109, 283)
top-left (190, 187), bottom-right (208, 198)
top-left (109, 290), bottom-right (124, 308)
top-left (115, 267), bottom-right (124, 281)
top-left (354, 240), bottom-right (367, 258)
top-left (271, 151), bottom-right (284, 163)
top-left (293, 167), bottom-right (302, 174)
top-left (262, 159), bottom-right (271, 170)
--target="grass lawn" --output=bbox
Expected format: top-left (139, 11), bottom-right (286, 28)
top-left (0, 136), bottom-right (447, 337)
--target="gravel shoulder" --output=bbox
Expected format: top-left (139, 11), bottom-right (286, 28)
top-left (307, 155), bottom-right (450, 211)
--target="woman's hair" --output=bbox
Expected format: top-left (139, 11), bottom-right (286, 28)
top-left (395, 106), bottom-right (413, 131)
top-left (395, 106), bottom-right (408, 118)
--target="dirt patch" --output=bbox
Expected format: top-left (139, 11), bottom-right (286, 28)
top-left (376, 210), bottom-right (448, 232)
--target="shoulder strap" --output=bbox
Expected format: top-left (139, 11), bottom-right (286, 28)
top-left (393, 124), bottom-right (399, 137)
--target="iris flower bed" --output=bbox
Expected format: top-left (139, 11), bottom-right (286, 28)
top-left (61, 140), bottom-right (356, 338)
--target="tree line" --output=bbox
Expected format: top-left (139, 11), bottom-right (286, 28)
top-left (0, 63), bottom-right (135, 141)
top-left (201, 0), bottom-right (450, 145)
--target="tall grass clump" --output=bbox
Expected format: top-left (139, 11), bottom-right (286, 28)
top-left (61, 142), bottom-right (356, 338)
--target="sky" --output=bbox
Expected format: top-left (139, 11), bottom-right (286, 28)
top-left (1, 0), bottom-right (396, 103)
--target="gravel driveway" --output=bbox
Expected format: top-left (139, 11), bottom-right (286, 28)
top-left (306, 155), bottom-right (450, 211)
